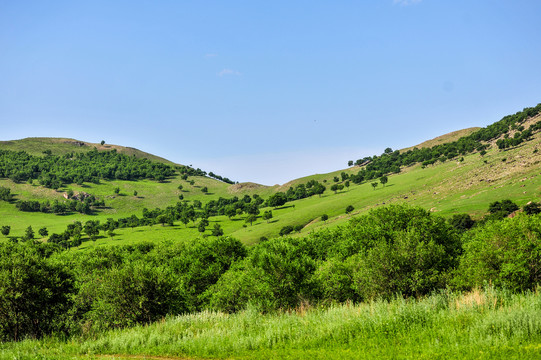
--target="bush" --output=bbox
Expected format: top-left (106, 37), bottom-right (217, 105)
top-left (75, 262), bottom-right (186, 333)
top-left (0, 243), bottom-right (74, 341)
top-left (453, 213), bottom-right (541, 292)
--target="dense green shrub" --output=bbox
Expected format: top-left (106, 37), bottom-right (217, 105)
top-left (74, 262), bottom-right (186, 333)
top-left (0, 243), bottom-right (74, 341)
top-left (209, 237), bottom-right (315, 312)
top-left (454, 213), bottom-right (541, 292)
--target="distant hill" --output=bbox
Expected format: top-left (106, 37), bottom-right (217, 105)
top-left (0, 137), bottom-right (176, 165)
top-left (401, 127), bottom-right (481, 152)
top-left (0, 104), bottom-right (540, 245)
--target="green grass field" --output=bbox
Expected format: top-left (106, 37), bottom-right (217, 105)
top-left (2, 287), bottom-right (540, 360)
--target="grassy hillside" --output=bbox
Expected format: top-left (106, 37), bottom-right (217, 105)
top-left (0, 137), bottom-right (175, 164)
top-left (0, 108), bottom-right (540, 246)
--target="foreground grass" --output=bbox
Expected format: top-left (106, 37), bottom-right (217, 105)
top-left (2, 288), bottom-right (541, 359)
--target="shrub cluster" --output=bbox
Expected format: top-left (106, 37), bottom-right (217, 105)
top-left (2, 205), bottom-right (540, 341)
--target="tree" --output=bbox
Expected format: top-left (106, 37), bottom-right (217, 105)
top-left (448, 213), bottom-right (475, 232)
top-left (245, 214), bottom-right (257, 226)
top-left (198, 221), bottom-right (207, 234)
top-left (114, 187), bottom-right (120, 195)
top-left (201, 186), bottom-right (208, 194)
top-left (133, 190), bottom-right (138, 197)
top-left (379, 175), bottom-right (388, 187)
top-left (262, 210), bottom-right (273, 223)
top-left (348, 160), bottom-right (354, 167)
top-left (0, 243), bottom-right (74, 341)
top-left (1, 226), bottom-right (10, 237)
top-left (38, 227), bottom-right (48, 238)
top-left (225, 205), bottom-right (237, 220)
top-left (523, 202), bottom-right (541, 215)
top-left (178, 184), bottom-right (183, 191)
top-left (156, 214), bottom-right (168, 226)
top-left (84, 220), bottom-right (100, 241)
top-left (371, 182), bottom-right (378, 190)
top-left (321, 214), bottom-right (328, 222)
top-left (178, 194), bottom-right (184, 200)
top-left (345, 205), bottom-right (354, 214)
top-left (279, 225), bottom-right (293, 236)
top-left (330, 184), bottom-right (339, 194)
top-left (24, 226), bottom-right (34, 241)
top-left (100, 140), bottom-right (105, 145)
top-left (212, 223), bottom-right (224, 237)
top-left (345, 180), bottom-right (350, 190)
top-left (267, 192), bottom-right (287, 208)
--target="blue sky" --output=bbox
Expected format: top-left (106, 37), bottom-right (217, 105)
top-left (1, 1), bottom-right (540, 185)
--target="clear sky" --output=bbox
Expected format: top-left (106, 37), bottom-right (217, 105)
top-left (1, 1), bottom-right (540, 185)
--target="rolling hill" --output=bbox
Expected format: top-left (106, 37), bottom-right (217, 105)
top-left (0, 104), bottom-right (540, 246)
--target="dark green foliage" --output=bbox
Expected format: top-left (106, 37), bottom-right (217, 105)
top-left (321, 214), bottom-right (328, 222)
top-left (345, 205), bottom-right (354, 214)
top-left (454, 214), bottom-right (541, 292)
top-left (448, 213), bottom-right (475, 232)
top-left (209, 237), bottom-right (315, 312)
top-left (0, 243), bottom-right (74, 341)
top-left (0, 186), bottom-right (13, 201)
top-left (23, 226), bottom-right (34, 241)
top-left (488, 199), bottom-right (519, 214)
top-left (75, 262), bottom-right (186, 332)
top-left (262, 210), bottom-right (273, 223)
top-left (212, 223), bottom-right (224, 236)
top-left (1, 225), bottom-right (10, 236)
top-left (279, 225), bottom-right (294, 236)
top-left (484, 199), bottom-right (519, 221)
top-left (266, 192), bottom-right (288, 208)
top-left (207, 171), bottom-right (235, 184)
top-left (0, 148), bottom-right (176, 187)
top-left (523, 201), bottom-right (541, 215)
top-left (245, 214), bottom-right (257, 226)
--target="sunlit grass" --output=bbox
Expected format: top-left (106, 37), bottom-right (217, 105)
top-left (4, 288), bottom-right (540, 359)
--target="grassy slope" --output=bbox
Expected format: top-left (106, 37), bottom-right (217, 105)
top-left (0, 137), bottom-right (175, 164)
top-left (0, 118), bottom-right (540, 245)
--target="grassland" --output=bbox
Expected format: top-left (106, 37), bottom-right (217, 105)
top-left (1, 129), bottom-right (540, 246)
top-left (2, 287), bottom-right (540, 360)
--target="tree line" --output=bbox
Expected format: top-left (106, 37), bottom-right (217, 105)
top-left (0, 148), bottom-right (176, 188)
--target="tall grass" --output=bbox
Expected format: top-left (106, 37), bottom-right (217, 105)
top-left (2, 288), bottom-right (540, 359)
top-left (73, 287), bottom-right (541, 359)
